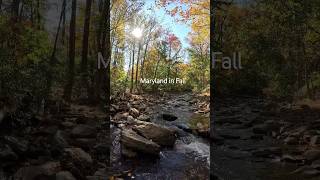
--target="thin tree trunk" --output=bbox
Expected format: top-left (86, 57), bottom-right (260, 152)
top-left (63, 0), bottom-right (77, 102)
top-left (94, 0), bottom-right (109, 104)
top-left (130, 43), bottom-right (135, 93)
top-left (46, 0), bottom-right (66, 96)
top-left (140, 39), bottom-right (150, 79)
top-left (36, 0), bottom-right (41, 29)
top-left (81, 0), bottom-right (93, 97)
top-left (61, 2), bottom-right (66, 45)
top-left (135, 42), bottom-right (141, 89)
top-left (11, 0), bottom-right (20, 17)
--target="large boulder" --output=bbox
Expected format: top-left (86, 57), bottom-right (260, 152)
top-left (133, 123), bottom-right (176, 146)
top-left (121, 128), bottom-right (160, 155)
top-left (71, 124), bottom-right (96, 138)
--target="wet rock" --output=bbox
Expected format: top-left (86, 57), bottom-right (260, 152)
top-left (304, 149), bottom-right (320, 162)
top-left (71, 124), bottom-right (96, 138)
top-left (175, 123), bottom-right (192, 133)
top-left (162, 113), bottom-right (178, 121)
top-left (14, 161), bottom-right (61, 180)
top-left (56, 171), bottom-right (76, 180)
top-left (4, 136), bottom-right (28, 154)
top-left (284, 136), bottom-right (299, 145)
top-left (137, 114), bottom-right (150, 122)
top-left (133, 123), bottom-right (176, 146)
top-left (121, 128), bottom-right (160, 155)
top-left (0, 145), bottom-right (18, 161)
top-left (129, 108), bottom-right (140, 118)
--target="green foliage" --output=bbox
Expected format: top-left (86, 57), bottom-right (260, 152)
top-left (216, 1), bottom-right (320, 99)
top-left (0, 16), bottom-right (51, 101)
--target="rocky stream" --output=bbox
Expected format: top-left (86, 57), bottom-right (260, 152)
top-left (213, 97), bottom-right (320, 180)
top-left (110, 93), bottom-right (210, 180)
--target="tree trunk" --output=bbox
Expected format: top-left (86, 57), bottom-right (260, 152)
top-left (61, 2), bottom-right (66, 45)
top-left (135, 42), bottom-right (141, 89)
top-left (46, 0), bottom-right (66, 96)
top-left (130, 43), bottom-right (135, 93)
top-left (36, 0), bottom-right (41, 29)
top-left (81, 0), bottom-right (93, 97)
top-left (140, 39), bottom-right (150, 79)
top-left (63, 0), bottom-right (77, 102)
top-left (11, 0), bottom-right (20, 17)
top-left (93, 0), bottom-right (110, 104)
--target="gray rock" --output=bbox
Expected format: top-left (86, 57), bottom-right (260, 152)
top-left (137, 114), bottom-right (151, 122)
top-left (133, 123), bottom-right (176, 146)
top-left (129, 108), bottom-right (140, 118)
top-left (121, 128), bottom-right (160, 155)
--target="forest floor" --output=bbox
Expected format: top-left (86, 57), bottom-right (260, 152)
top-left (213, 96), bottom-right (320, 180)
